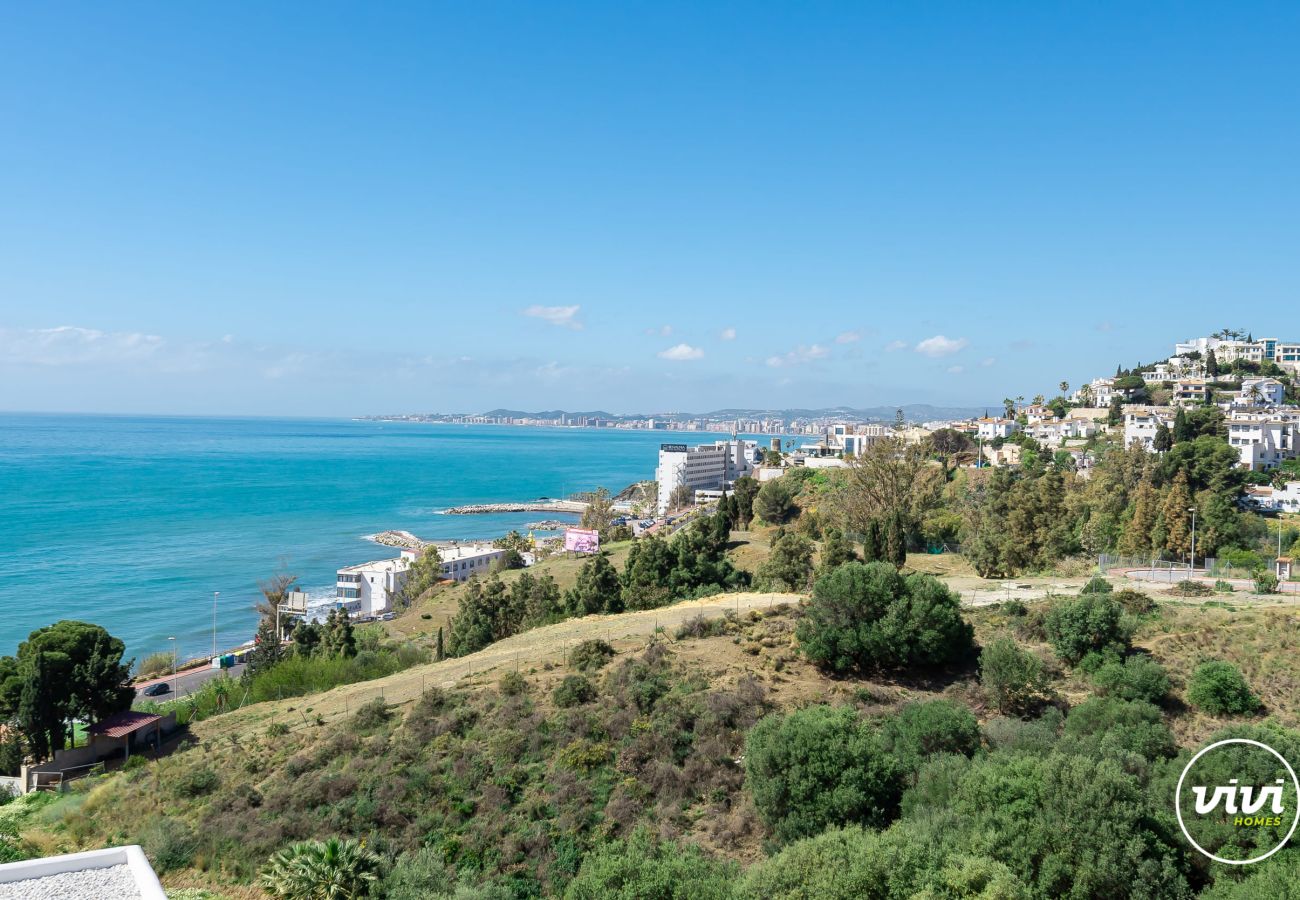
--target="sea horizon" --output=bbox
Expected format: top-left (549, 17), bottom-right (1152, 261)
top-left (0, 412), bottom-right (783, 664)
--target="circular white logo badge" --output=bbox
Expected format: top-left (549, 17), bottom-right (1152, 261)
top-left (1175, 737), bottom-right (1300, 865)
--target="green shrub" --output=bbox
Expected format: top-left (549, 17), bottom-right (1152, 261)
top-left (171, 766), bottom-right (220, 799)
top-left (1059, 697), bottom-right (1176, 761)
top-left (1002, 599), bottom-right (1029, 617)
top-left (351, 697), bottom-right (392, 732)
top-left (796, 562), bottom-right (975, 674)
top-left (569, 639), bottom-right (616, 671)
top-left (982, 708), bottom-right (1063, 755)
top-left (141, 821), bottom-right (198, 873)
top-left (1213, 579), bottom-right (1235, 594)
top-left (565, 829), bottom-right (737, 899)
top-left (1254, 569), bottom-right (1280, 594)
top-left (382, 847), bottom-right (456, 900)
top-left (266, 722), bottom-right (289, 737)
top-left (1111, 589), bottom-right (1156, 615)
top-left (1080, 576), bottom-right (1113, 594)
top-left (1166, 580), bottom-right (1212, 597)
top-left (1091, 654), bottom-right (1169, 704)
top-left (1187, 661), bottom-right (1261, 715)
top-left (980, 636), bottom-right (1053, 715)
top-left (498, 670), bottom-right (528, 696)
top-left (745, 704), bottom-right (903, 843)
top-left (260, 837), bottom-right (382, 900)
top-left (136, 651), bottom-right (175, 678)
top-left (880, 700), bottom-right (981, 772)
top-left (674, 616), bottom-right (729, 640)
top-left (1044, 594), bottom-right (1129, 665)
top-left (553, 674), bottom-right (597, 708)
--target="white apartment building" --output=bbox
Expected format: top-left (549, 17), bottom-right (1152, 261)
top-left (1074, 377), bottom-right (1121, 407)
top-left (1227, 415), bottom-right (1299, 470)
top-left (656, 439), bottom-right (758, 513)
top-left (1124, 409), bottom-right (1175, 451)
top-left (1232, 377), bottom-right (1287, 408)
top-left (976, 417), bottom-right (1020, 440)
top-left (1028, 417), bottom-right (1097, 448)
top-left (1245, 482), bottom-right (1300, 513)
top-left (336, 548), bottom-right (418, 616)
top-left (1172, 378), bottom-right (1210, 407)
top-left (437, 543), bottom-right (507, 582)
top-left (1174, 335), bottom-right (1300, 374)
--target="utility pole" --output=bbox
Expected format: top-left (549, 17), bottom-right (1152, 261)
top-left (212, 591), bottom-right (219, 661)
top-left (168, 636), bottom-right (176, 682)
top-left (1188, 507), bottom-right (1197, 570)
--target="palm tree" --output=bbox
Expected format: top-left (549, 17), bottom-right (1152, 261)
top-left (1079, 385), bottom-right (1094, 407)
top-left (261, 838), bottom-right (381, 900)
top-left (1002, 398), bottom-right (1015, 419)
top-left (1059, 381), bottom-right (1070, 396)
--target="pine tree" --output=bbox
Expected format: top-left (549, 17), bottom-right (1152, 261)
top-left (564, 554), bottom-right (621, 617)
top-left (1206, 348), bottom-right (1219, 377)
top-left (1119, 479), bottom-right (1159, 556)
top-left (1162, 470), bottom-right (1193, 560)
top-left (247, 617), bottom-right (284, 676)
top-left (816, 528), bottom-right (859, 578)
top-left (435, 627), bottom-right (445, 662)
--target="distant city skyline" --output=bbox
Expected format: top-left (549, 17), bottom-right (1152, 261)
top-left (3, 4), bottom-right (1298, 416)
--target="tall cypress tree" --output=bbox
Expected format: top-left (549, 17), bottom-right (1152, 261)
top-left (1172, 406), bottom-right (1190, 443)
top-left (886, 512), bottom-right (908, 568)
top-left (861, 519), bottom-right (882, 563)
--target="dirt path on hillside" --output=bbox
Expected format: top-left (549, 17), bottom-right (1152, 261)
top-left (196, 591), bottom-right (804, 740)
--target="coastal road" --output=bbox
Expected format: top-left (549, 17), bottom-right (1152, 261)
top-left (134, 661), bottom-right (246, 702)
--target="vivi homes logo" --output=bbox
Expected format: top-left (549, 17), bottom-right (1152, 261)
top-left (1175, 738), bottom-right (1300, 865)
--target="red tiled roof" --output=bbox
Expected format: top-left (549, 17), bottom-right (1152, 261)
top-left (88, 710), bottom-right (162, 739)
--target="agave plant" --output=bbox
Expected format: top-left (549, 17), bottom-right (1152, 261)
top-left (260, 837), bottom-right (381, 899)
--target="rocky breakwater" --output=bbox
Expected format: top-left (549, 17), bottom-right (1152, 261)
top-left (369, 530), bottom-right (430, 550)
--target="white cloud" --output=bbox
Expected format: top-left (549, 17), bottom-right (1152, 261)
top-left (915, 334), bottom-right (969, 358)
top-left (521, 304), bottom-right (582, 329)
top-left (0, 325), bottom-right (165, 366)
top-left (835, 331), bottom-right (861, 344)
top-left (720, 327), bottom-right (737, 341)
top-left (645, 324), bottom-right (674, 337)
top-left (885, 340), bottom-right (908, 352)
top-left (980, 357), bottom-right (997, 367)
top-left (947, 365), bottom-right (965, 375)
top-left (766, 344), bottom-right (830, 367)
top-left (658, 343), bottom-right (704, 361)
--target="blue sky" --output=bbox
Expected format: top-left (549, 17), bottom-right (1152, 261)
top-left (2, 3), bottom-right (1298, 416)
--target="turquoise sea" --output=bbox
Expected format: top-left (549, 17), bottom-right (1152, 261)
top-left (0, 414), bottom-right (776, 662)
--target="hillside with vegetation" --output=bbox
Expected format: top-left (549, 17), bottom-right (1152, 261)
top-left (2, 424), bottom-right (1299, 898)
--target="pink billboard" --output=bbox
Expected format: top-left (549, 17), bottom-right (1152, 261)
top-left (564, 527), bottom-right (600, 554)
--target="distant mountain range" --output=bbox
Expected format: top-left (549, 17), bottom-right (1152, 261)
top-left (476, 404), bottom-right (990, 422)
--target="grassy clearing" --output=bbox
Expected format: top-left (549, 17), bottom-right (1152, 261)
top-left (389, 540), bottom-right (636, 643)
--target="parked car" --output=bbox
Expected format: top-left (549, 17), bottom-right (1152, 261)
top-left (379, 612), bottom-right (395, 621)
top-left (142, 682), bottom-right (171, 697)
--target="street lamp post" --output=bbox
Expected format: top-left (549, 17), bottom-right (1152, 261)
top-left (167, 636), bottom-right (176, 682)
top-left (212, 591), bottom-right (219, 662)
top-left (1188, 507), bottom-right (1197, 570)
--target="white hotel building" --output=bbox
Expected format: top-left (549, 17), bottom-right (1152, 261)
top-left (656, 439), bottom-right (759, 514)
top-left (336, 549), bottom-right (418, 617)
